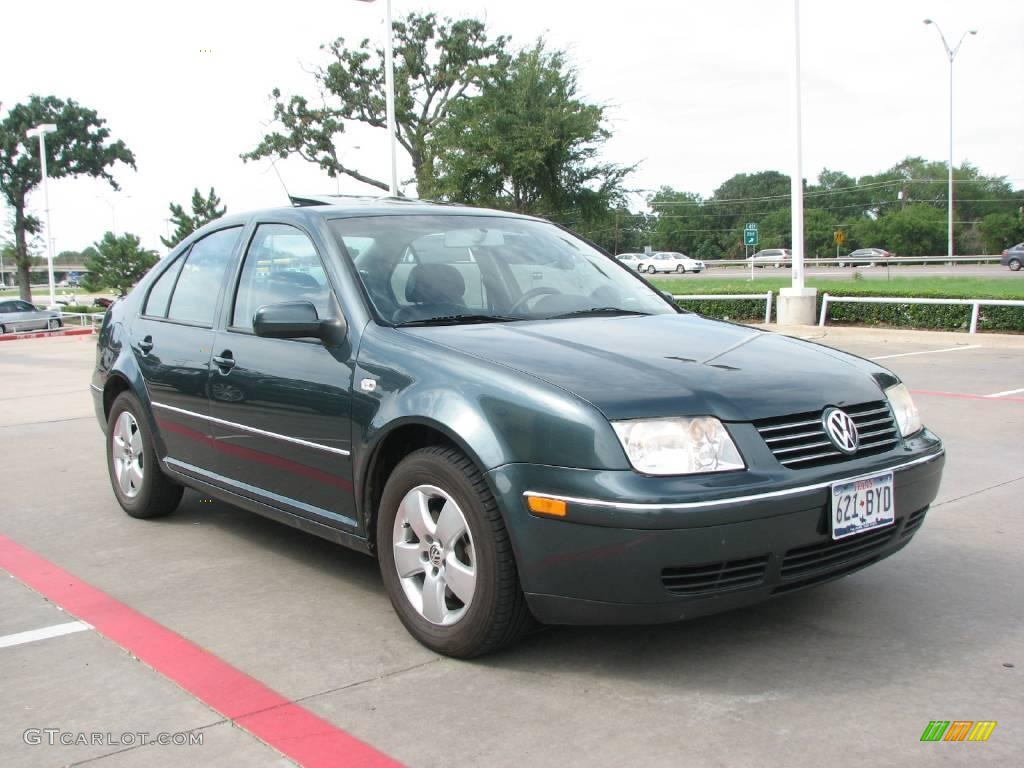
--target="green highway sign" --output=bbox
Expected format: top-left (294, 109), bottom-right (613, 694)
top-left (744, 223), bottom-right (759, 246)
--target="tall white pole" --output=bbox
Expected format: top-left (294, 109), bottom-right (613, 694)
top-left (947, 56), bottom-right (954, 259)
top-left (925, 20), bottom-right (976, 261)
top-left (790, 0), bottom-right (805, 290)
top-left (383, 0), bottom-right (398, 196)
top-left (36, 132), bottom-right (58, 309)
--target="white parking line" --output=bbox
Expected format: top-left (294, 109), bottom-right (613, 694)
top-left (985, 387), bottom-right (1024, 399)
top-left (870, 345), bottom-right (981, 361)
top-left (0, 620), bottom-right (90, 649)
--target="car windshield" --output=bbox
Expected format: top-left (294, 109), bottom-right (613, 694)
top-left (330, 215), bottom-right (675, 326)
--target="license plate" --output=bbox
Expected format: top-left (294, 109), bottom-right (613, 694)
top-left (830, 471), bottom-right (895, 540)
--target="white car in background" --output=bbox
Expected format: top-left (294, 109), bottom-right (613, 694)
top-left (637, 251), bottom-right (705, 274)
top-left (615, 253), bottom-right (645, 270)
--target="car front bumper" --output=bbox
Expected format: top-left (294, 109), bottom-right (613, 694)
top-left (487, 442), bottom-right (944, 625)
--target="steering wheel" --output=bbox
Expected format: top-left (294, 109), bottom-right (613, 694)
top-left (509, 287), bottom-right (560, 314)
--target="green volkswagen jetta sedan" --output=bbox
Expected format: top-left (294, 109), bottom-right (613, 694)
top-left (91, 198), bottom-right (945, 657)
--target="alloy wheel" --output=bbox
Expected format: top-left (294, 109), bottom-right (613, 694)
top-left (392, 484), bottom-right (476, 626)
top-left (112, 411), bottom-right (145, 499)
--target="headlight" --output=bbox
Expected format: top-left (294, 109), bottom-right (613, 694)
top-left (612, 417), bottom-right (745, 476)
top-left (885, 383), bottom-right (922, 437)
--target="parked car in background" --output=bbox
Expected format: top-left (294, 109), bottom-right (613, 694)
top-left (747, 249), bottom-right (792, 268)
top-left (840, 248), bottom-right (892, 268)
top-left (0, 299), bottom-right (62, 333)
top-left (637, 251), bottom-right (705, 274)
top-left (91, 198), bottom-right (945, 657)
top-left (1001, 243), bottom-right (1024, 271)
top-left (615, 253), bottom-right (645, 270)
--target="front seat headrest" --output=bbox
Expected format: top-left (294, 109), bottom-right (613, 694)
top-left (405, 263), bottom-right (466, 304)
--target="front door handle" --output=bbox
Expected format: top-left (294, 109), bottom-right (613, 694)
top-left (213, 351), bottom-right (236, 371)
top-left (138, 336), bottom-right (154, 354)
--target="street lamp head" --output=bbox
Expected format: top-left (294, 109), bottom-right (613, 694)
top-left (27, 123), bottom-right (58, 138)
top-left (923, 18), bottom-right (933, 24)
top-left (969, 29), bottom-right (978, 35)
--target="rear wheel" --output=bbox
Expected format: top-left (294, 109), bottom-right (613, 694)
top-left (647, 265), bottom-right (658, 274)
top-left (377, 446), bottom-right (532, 658)
top-left (1010, 258), bottom-right (1022, 272)
top-left (675, 264), bottom-right (685, 273)
top-left (106, 391), bottom-right (183, 519)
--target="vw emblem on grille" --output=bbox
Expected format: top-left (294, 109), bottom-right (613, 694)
top-left (823, 407), bottom-right (859, 454)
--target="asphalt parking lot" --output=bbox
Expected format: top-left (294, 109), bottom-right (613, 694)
top-left (1, 328), bottom-right (1022, 767)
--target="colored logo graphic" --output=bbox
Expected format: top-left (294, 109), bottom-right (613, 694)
top-left (920, 721), bottom-right (997, 742)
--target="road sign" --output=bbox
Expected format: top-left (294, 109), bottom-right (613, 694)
top-left (744, 223), bottom-right (759, 247)
top-left (833, 230), bottom-right (845, 246)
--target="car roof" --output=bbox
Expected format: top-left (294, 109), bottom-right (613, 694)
top-left (207, 196), bottom-right (540, 230)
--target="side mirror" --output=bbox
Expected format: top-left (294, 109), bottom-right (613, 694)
top-left (253, 301), bottom-right (346, 343)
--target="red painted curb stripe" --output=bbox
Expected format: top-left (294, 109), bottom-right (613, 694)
top-left (911, 389), bottom-right (1024, 403)
top-left (0, 535), bottom-right (401, 768)
top-left (0, 327), bottom-right (94, 342)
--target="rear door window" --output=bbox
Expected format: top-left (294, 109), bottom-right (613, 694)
top-left (167, 227), bottom-right (242, 326)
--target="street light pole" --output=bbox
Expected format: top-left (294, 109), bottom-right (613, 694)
top-left (777, 0), bottom-right (817, 326)
top-left (790, 0), bottom-right (805, 291)
top-left (355, 0), bottom-right (399, 196)
top-left (923, 19), bottom-right (977, 260)
top-left (27, 123), bottom-right (59, 309)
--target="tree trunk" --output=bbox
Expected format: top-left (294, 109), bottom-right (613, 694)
top-left (13, 200), bottom-right (33, 303)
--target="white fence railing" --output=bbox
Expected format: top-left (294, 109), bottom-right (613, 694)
top-left (692, 255), bottom-right (1001, 268)
top-left (673, 292), bottom-right (774, 324)
top-left (818, 294), bottom-right (1024, 334)
top-left (59, 312), bottom-right (105, 331)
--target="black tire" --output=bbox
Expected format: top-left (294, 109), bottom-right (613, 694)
top-left (647, 265), bottom-right (657, 274)
top-left (1010, 258), bottom-right (1022, 272)
top-left (47, 318), bottom-right (61, 331)
top-left (106, 391), bottom-right (183, 519)
top-left (377, 446), bottom-right (532, 658)
top-left (0, 325), bottom-right (7, 334)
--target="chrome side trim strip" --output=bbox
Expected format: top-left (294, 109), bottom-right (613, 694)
top-left (89, 384), bottom-right (103, 393)
top-left (523, 450), bottom-right (944, 512)
top-left (152, 401), bottom-right (351, 457)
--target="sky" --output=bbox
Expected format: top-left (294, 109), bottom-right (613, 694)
top-left (2, 0), bottom-right (1021, 255)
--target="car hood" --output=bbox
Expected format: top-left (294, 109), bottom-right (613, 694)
top-left (403, 314), bottom-right (894, 421)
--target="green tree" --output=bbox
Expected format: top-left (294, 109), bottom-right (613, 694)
top-left (432, 41), bottom-right (630, 230)
top-left (0, 96), bottom-right (135, 302)
top-left (244, 13), bottom-right (508, 196)
top-left (83, 232), bottom-right (158, 296)
top-left (979, 212), bottom-right (1024, 253)
top-left (161, 187), bottom-right (226, 249)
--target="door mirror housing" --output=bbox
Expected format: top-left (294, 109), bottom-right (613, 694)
top-left (252, 301), bottom-right (346, 343)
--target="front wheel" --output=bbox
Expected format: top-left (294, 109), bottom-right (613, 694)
top-left (106, 391), bottom-right (183, 519)
top-left (377, 446), bottom-right (532, 658)
top-left (47, 318), bottom-right (61, 331)
top-left (675, 264), bottom-right (685, 273)
top-left (1010, 258), bottom-right (1022, 272)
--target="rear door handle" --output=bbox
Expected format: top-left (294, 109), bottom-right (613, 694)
top-left (138, 336), bottom-right (154, 353)
top-left (213, 352), bottom-right (236, 371)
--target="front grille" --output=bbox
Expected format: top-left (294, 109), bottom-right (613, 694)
top-left (661, 555), bottom-right (769, 596)
top-left (755, 401), bottom-right (899, 469)
top-left (778, 525), bottom-right (897, 585)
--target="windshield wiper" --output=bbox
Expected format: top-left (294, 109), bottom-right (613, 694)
top-left (395, 313), bottom-right (522, 327)
top-left (545, 307), bottom-right (652, 320)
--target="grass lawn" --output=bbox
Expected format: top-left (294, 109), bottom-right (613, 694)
top-left (658, 276), bottom-right (1024, 299)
